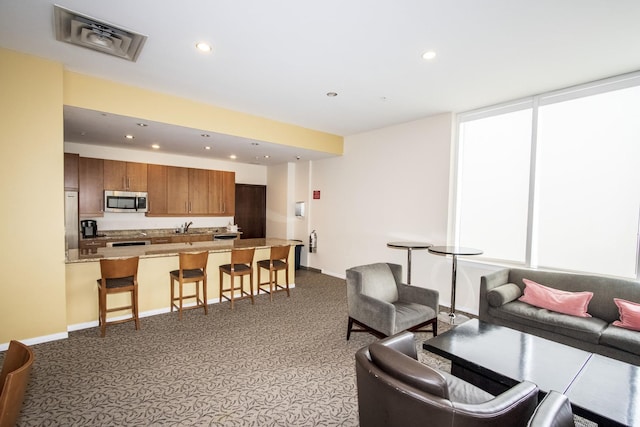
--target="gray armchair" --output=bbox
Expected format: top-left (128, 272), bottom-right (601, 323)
top-left (355, 331), bottom-right (540, 427)
top-left (346, 262), bottom-right (438, 340)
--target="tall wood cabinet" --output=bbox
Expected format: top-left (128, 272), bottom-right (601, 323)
top-left (64, 153), bottom-right (79, 191)
top-left (78, 157), bottom-right (104, 217)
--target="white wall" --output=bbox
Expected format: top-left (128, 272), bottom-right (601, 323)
top-left (304, 113), bottom-right (492, 314)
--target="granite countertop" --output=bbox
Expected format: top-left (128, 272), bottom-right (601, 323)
top-left (80, 227), bottom-right (237, 241)
top-left (66, 238), bottom-right (296, 263)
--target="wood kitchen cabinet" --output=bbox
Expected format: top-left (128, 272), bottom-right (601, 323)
top-left (147, 164), bottom-right (168, 215)
top-left (167, 166), bottom-right (189, 214)
top-left (189, 168), bottom-right (209, 214)
top-left (166, 166), bottom-right (209, 215)
top-left (78, 157), bottom-right (104, 217)
top-left (208, 170), bottom-right (235, 215)
top-left (146, 164), bottom-right (232, 217)
top-left (64, 153), bottom-right (79, 191)
top-left (103, 160), bottom-right (147, 191)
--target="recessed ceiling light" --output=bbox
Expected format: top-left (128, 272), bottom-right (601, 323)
top-left (229, 155), bottom-right (237, 160)
top-left (204, 146), bottom-right (211, 150)
top-left (422, 50), bottom-right (437, 60)
top-left (137, 122), bottom-right (148, 127)
top-left (201, 134), bottom-right (210, 138)
top-left (151, 144), bottom-right (160, 149)
top-left (264, 155), bottom-right (270, 159)
top-left (251, 142), bottom-right (259, 146)
top-left (196, 42), bottom-right (212, 52)
top-left (326, 92), bottom-right (338, 97)
top-left (125, 134), bottom-right (134, 139)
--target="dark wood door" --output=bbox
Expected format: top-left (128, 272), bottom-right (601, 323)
top-left (235, 184), bottom-right (266, 239)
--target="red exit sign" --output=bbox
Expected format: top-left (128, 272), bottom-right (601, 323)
top-left (313, 190), bottom-right (320, 199)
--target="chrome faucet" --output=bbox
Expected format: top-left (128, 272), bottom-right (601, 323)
top-left (184, 221), bottom-right (193, 233)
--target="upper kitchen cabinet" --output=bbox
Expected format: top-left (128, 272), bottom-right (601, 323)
top-left (78, 157), bottom-right (104, 217)
top-left (147, 164), bottom-right (233, 217)
top-left (64, 153), bottom-right (79, 191)
top-left (146, 164), bottom-right (168, 215)
top-left (208, 170), bottom-right (236, 215)
top-left (103, 160), bottom-right (147, 192)
top-left (166, 166), bottom-right (190, 215)
top-left (166, 166), bottom-right (209, 215)
top-left (189, 168), bottom-right (209, 215)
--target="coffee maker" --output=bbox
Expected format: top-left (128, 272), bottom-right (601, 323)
top-left (80, 220), bottom-right (98, 238)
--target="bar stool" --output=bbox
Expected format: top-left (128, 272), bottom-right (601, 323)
top-left (170, 251), bottom-right (209, 320)
top-left (257, 245), bottom-right (291, 301)
top-left (219, 248), bottom-right (255, 309)
top-left (96, 256), bottom-right (140, 337)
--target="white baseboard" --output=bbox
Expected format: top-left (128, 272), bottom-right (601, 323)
top-left (2, 284), bottom-right (297, 350)
top-left (0, 331), bottom-right (69, 351)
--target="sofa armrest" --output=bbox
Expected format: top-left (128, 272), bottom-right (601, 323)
top-left (397, 283), bottom-right (439, 312)
top-left (479, 269), bottom-right (510, 321)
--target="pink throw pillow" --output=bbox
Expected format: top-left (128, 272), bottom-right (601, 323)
top-left (613, 298), bottom-right (640, 332)
top-left (518, 278), bottom-right (593, 317)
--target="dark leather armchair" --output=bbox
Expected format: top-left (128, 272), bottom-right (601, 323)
top-left (355, 331), bottom-right (539, 427)
top-left (346, 263), bottom-right (438, 339)
top-left (0, 340), bottom-right (34, 427)
top-left (527, 391), bottom-right (575, 427)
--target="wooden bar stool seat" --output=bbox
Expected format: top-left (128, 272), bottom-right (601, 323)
top-left (170, 251), bottom-right (209, 320)
top-left (219, 248), bottom-right (255, 309)
top-left (257, 245), bottom-right (291, 301)
top-left (96, 256), bottom-right (140, 337)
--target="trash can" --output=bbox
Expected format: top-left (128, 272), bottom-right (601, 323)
top-left (293, 240), bottom-right (303, 270)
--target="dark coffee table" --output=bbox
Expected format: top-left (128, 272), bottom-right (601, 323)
top-left (565, 354), bottom-right (639, 427)
top-left (423, 319), bottom-right (635, 426)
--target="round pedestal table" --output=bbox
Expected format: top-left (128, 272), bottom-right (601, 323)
top-left (386, 242), bottom-right (432, 285)
top-left (428, 246), bottom-right (483, 325)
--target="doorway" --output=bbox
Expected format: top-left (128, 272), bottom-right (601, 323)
top-left (235, 184), bottom-right (266, 239)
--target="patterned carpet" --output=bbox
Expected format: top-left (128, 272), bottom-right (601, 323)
top-left (4, 269), bottom-right (593, 426)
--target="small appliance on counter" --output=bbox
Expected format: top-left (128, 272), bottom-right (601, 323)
top-left (80, 220), bottom-right (98, 238)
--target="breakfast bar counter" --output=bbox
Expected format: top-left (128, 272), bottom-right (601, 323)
top-left (64, 238), bottom-right (297, 330)
top-left (66, 238), bottom-right (295, 263)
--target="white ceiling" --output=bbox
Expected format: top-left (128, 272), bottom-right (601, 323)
top-left (2, 0), bottom-right (640, 164)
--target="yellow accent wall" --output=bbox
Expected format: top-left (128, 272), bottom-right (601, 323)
top-left (0, 47), bottom-right (336, 345)
top-left (0, 48), bottom-right (67, 344)
top-left (63, 72), bottom-right (343, 154)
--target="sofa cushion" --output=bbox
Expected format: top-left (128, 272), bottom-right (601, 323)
top-left (490, 301), bottom-right (607, 344)
top-left (612, 298), bottom-right (640, 332)
top-left (487, 283), bottom-right (522, 307)
top-left (359, 263), bottom-right (398, 303)
top-left (369, 342), bottom-right (449, 398)
top-left (599, 323), bottom-right (640, 355)
top-left (519, 279), bottom-right (593, 318)
top-left (393, 302), bottom-right (436, 334)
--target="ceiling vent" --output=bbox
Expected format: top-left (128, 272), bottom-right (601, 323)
top-left (53, 5), bottom-right (147, 62)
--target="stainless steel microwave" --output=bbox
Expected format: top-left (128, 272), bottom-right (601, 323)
top-left (104, 190), bottom-right (148, 213)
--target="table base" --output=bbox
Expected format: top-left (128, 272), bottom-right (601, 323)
top-left (437, 311), bottom-right (470, 326)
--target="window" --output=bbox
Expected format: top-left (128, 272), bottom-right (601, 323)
top-left (456, 73), bottom-right (640, 279)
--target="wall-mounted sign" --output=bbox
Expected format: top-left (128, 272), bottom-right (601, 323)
top-left (313, 190), bottom-right (320, 199)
